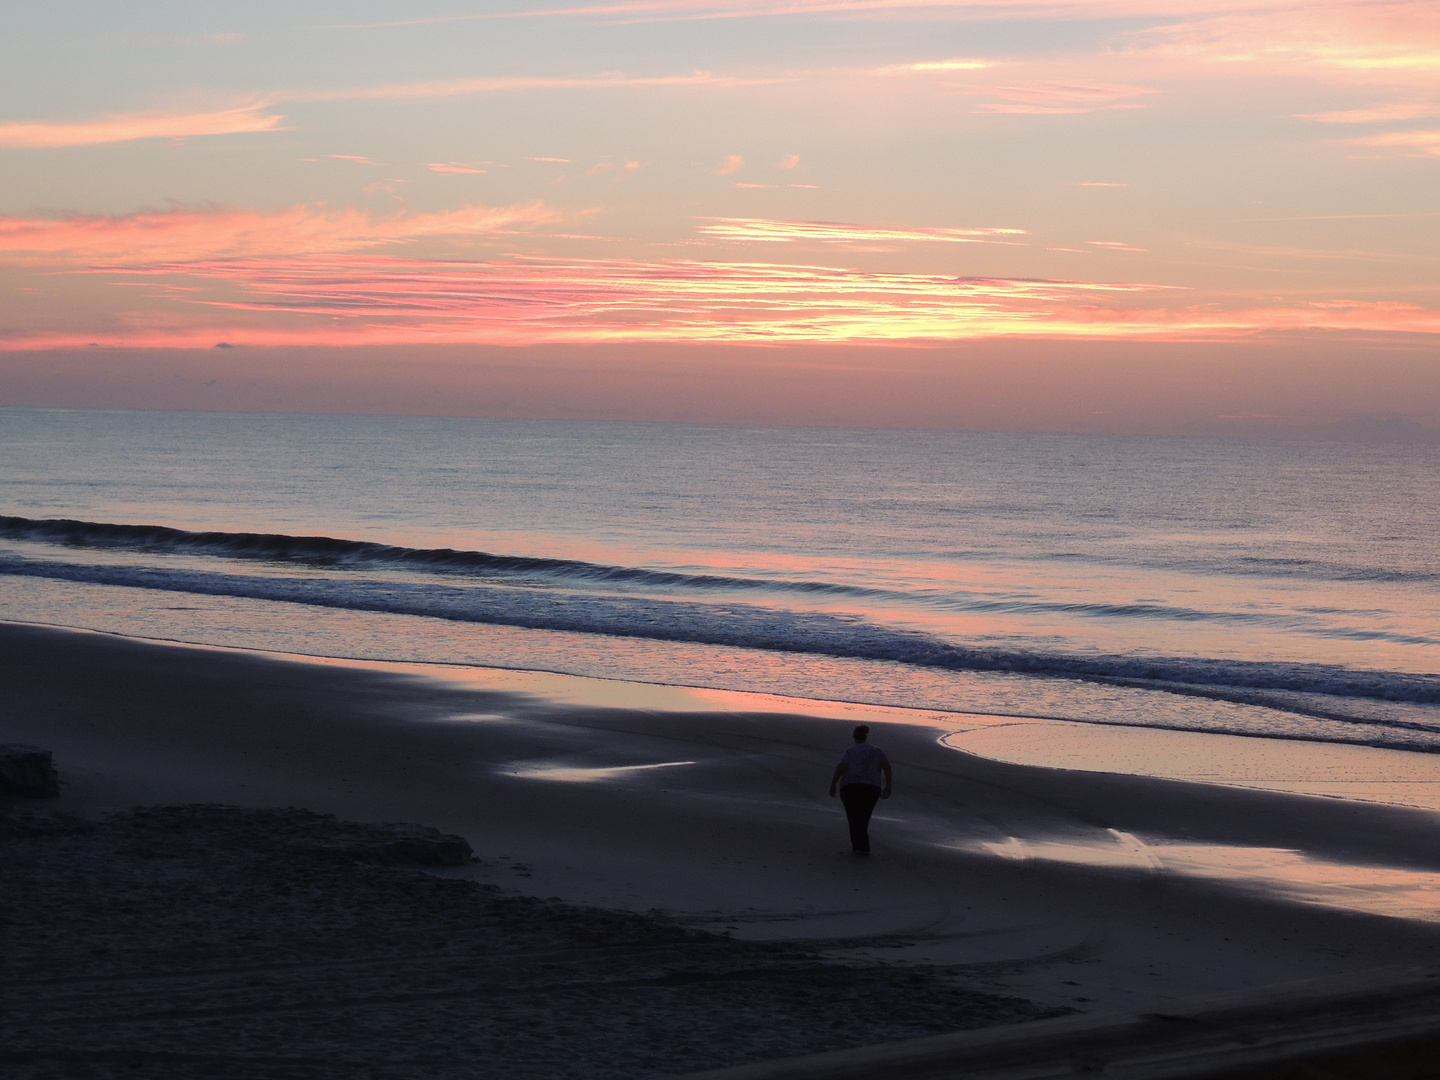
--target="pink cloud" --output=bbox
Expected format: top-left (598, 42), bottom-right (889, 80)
top-left (697, 217), bottom-right (1027, 243)
top-left (317, 1), bottom-right (1292, 30)
top-left (968, 81), bottom-right (1157, 114)
top-left (0, 104), bottom-right (284, 149)
top-left (1088, 240), bottom-right (1149, 252)
top-left (714, 154), bottom-right (745, 175)
top-left (8, 248), bottom-right (1440, 352)
top-left (528, 156), bottom-right (572, 162)
top-left (1077, 181), bottom-right (1129, 187)
top-left (0, 254), bottom-right (1184, 349)
top-left (429, 162), bottom-right (490, 174)
top-left (329, 154), bottom-right (378, 164)
top-left (0, 203), bottom-right (562, 263)
top-left (1238, 211), bottom-right (1440, 222)
top-left (1302, 102), bottom-right (1440, 123)
top-left (297, 72), bottom-right (783, 102)
top-left (583, 159), bottom-right (640, 177)
top-left (777, 154), bottom-right (801, 169)
top-left (975, 102), bottom-right (1146, 114)
top-left (1130, 2), bottom-right (1440, 81)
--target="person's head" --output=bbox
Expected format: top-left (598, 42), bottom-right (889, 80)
top-left (853, 724), bottom-right (870, 743)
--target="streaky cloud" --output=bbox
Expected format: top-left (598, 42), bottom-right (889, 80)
top-left (1301, 102), bottom-right (1440, 123)
top-left (291, 72), bottom-right (785, 103)
top-left (698, 217), bottom-right (1028, 243)
top-left (0, 203), bottom-right (562, 262)
top-left (1352, 129), bottom-right (1440, 155)
top-left (314, 0), bottom-right (1316, 30)
top-left (0, 104), bottom-right (283, 149)
top-left (7, 250), bottom-right (1439, 351)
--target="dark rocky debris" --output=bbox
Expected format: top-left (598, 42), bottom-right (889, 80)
top-left (0, 743), bottom-right (60, 798)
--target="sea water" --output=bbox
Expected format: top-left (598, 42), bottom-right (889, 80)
top-left (1, 407), bottom-right (1436, 752)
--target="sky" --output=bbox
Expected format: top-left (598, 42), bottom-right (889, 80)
top-left (1, 0), bottom-right (1437, 436)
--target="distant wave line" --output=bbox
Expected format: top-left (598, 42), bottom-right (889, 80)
top-left (4, 516), bottom-right (1431, 635)
top-left (0, 514), bottom-right (890, 599)
top-left (1, 553), bottom-right (1435, 711)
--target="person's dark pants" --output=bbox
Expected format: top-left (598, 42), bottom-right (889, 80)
top-left (839, 783), bottom-right (882, 852)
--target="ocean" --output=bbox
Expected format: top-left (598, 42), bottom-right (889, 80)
top-left (2, 406), bottom-right (1436, 752)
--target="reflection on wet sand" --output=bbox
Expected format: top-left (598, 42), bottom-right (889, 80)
top-left (966, 828), bottom-right (1440, 923)
top-left (500, 760), bottom-right (697, 783)
top-left (940, 722), bottom-right (1440, 813)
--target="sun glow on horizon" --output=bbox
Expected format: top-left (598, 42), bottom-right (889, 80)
top-left (0, 0), bottom-right (1435, 430)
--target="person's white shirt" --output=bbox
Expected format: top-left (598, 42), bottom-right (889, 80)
top-left (837, 742), bottom-right (888, 788)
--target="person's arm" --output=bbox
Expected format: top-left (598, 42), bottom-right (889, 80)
top-left (829, 761), bottom-right (847, 797)
top-left (880, 758), bottom-right (893, 798)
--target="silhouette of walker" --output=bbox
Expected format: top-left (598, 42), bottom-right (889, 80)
top-left (828, 724), bottom-right (892, 854)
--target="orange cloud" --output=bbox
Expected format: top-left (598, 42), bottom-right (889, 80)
top-left (0, 203), bottom-right (562, 263)
top-left (874, 57), bottom-right (993, 74)
top-left (0, 104), bottom-right (284, 149)
top-left (697, 217), bottom-right (1027, 243)
top-left (714, 154), bottom-right (745, 175)
top-left (1352, 129), bottom-right (1440, 155)
top-left (777, 154), bottom-right (801, 169)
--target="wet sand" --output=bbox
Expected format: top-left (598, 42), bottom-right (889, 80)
top-left (6, 621), bottom-right (1440, 1039)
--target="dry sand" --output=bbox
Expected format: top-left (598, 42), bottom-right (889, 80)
top-left (6, 621), bottom-right (1440, 1076)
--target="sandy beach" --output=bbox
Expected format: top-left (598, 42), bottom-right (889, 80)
top-left (7, 620), bottom-right (1440, 1075)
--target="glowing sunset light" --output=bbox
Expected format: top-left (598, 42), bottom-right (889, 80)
top-left (8, 246), bottom-right (1436, 354)
top-left (7, 12), bottom-right (1440, 1056)
top-left (0, 0), bottom-right (1435, 433)
top-left (875, 57), bottom-right (993, 73)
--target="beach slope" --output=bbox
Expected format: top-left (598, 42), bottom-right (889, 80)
top-left (5, 621), bottom-right (1440, 1036)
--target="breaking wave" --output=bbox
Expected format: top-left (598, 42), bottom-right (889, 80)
top-left (0, 515), bottom-right (885, 599)
top-left (2, 550), bottom-right (1435, 715)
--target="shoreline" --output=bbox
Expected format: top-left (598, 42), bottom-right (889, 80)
top-left (7, 620), bottom-right (1440, 1019)
top-left (14, 617), bottom-right (1440, 815)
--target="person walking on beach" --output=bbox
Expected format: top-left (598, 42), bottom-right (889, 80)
top-left (829, 724), bottom-right (892, 855)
